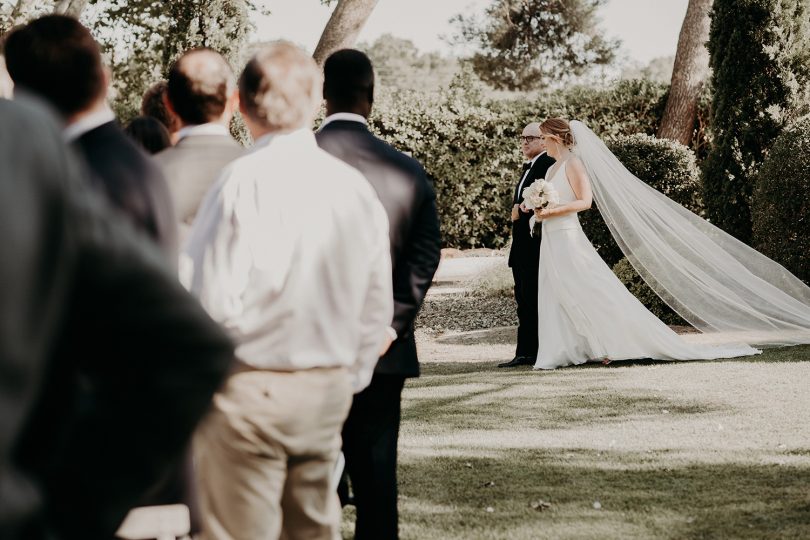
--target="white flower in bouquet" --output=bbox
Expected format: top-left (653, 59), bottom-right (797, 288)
top-left (522, 180), bottom-right (560, 210)
top-left (522, 179), bottom-right (560, 237)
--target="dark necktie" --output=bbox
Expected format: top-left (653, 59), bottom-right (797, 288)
top-left (522, 162), bottom-right (532, 173)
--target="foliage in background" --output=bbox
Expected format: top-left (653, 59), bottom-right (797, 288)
top-left (612, 258), bottom-right (688, 326)
top-left (703, 0), bottom-right (810, 244)
top-left (451, 0), bottom-right (618, 91)
top-left (88, 0), bottom-right (258, 122)
top-left (358, 34), bottom-right (460, 94)
top-left (619, 56), bottom-right (675, 85)
top-left (367, 79), bottom-right (692, 249)
top-left (584, 134), bottom-right (704, 267)
top-left (752, 116), bottom-right (810, 284)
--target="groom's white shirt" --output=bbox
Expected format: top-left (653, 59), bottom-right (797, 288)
top-left (517, 151), bottom-right (547, 196)
top-left (182, 128), bottom-right (393, 393)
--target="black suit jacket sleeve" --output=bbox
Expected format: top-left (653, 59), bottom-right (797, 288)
top-left (316, 122), bottom-right (441, 377)
top-left (5, 103), bottom-right (233, 539)
top-left (390, 173), bottom-right (441, 338)
top-left (44, 198), bottom-right (233, 538)
top-left (75, 122), bottom-right (178, 260)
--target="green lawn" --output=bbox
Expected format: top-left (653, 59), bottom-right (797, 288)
top-left (343, 345), bottom-right (810, 539)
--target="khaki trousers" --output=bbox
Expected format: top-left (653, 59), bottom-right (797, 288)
top-left (195, 367), bottom-right (352, 540)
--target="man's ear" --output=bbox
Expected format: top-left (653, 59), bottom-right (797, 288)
top-left (101, 65), bottom-right (112, 98)
top-left (229, 88), bottom-right (240, 114)
top-left (163, 91), bottom-right (177, 117)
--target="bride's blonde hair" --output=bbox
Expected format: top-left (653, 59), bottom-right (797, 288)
top-left (540, 118), bottom-right (575, 147)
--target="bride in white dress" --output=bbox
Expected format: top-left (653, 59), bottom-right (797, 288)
top-left (531, 118), bottom-right (810, 369)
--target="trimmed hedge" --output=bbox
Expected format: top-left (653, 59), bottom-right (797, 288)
top-left (752, 118), bottom-right (810, 284)
top-left (584, 134), bottom-right (704, 267)
top-left (612, 258), bottom-right (688, 326)
top-left (368, 79), bottom-right (671, 248)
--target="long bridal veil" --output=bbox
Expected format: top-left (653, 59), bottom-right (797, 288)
top-left (570, 120), bottom-right (810, 346)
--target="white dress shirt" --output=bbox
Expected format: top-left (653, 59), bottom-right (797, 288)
top-left (181, 128), bottom-right (393, 392)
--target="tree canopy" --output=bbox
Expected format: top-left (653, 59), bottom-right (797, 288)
top-left (452, 0), bottom-right (617, 91)
top-left (359, 34), bottom-right (459, 93)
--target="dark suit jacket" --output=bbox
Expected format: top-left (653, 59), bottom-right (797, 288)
top-left (0, 98), bottom-right (233, 540)
top-left (73, 121), bottom-right (177, 257)
top-left (508, 153), bottom-right (556, 268)
top-left (317, 120), bottom-right (441, 378)
top-left (154, 133), bottom-right (244, 235)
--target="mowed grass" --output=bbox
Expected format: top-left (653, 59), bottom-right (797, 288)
top-left (343, 345), bottom-right (810, 539)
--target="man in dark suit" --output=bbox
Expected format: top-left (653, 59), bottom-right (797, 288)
top-left (155, 48), bottom-right (244, 242)
top-left (0, 97), bottom-right (233, 540)
top-left (4, 15), bottom-right (176, 257)
top-left (499, 122), bottom-right (556, 368)
top-left (316, 49), bottom-right (442, 540)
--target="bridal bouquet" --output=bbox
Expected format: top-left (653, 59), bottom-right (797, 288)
top-left (522, 180), bottom-right (560, 236)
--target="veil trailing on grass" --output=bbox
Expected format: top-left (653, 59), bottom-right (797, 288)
top-left (570, 120), bottom-right (810, 346)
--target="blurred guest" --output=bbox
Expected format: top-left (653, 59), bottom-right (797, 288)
top-left (0, 96), bottom-right (233, 540)
top-left (5, 15), bottom-right (177, 257)
top-left (155, 48), bottom-right (243, 240)
top-left (0, 55), bottom-right (12, 98)
top-left (317, 49), bottom-right (442, 540)
top-left (125, 115), bottom-right (172, 154)
top-left (184, 42), bottom-right (393, 540)
top-left (142, 80), bottom-right (181, 144)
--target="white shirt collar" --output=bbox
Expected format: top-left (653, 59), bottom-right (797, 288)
top-left (176, 122), bottom-right (230, 141)
top-left (63, 105), bottom-right (116, 141)
top-left (319, 112), bottom-right (368, 131)
top-left (251, 127), bottom-right (316, 153)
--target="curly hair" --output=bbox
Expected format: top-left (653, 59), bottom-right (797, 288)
top-left (540, 118), bottom-right (575, 147)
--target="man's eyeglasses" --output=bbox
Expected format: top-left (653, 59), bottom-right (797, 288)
top-left (519, 135), bottom-right (542, 143)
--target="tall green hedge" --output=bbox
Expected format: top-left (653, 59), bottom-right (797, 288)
top-left (752, 117), bottom-right (810, 284)
top-left (703, 0), bottom-right (810, 244)
top-left (368, 79), bottom-right (670, 248)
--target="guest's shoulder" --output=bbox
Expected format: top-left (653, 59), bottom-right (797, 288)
top-left (316, 147), bottom-right (380, 196)
top-left (366, 132), bottom-right (424, 174)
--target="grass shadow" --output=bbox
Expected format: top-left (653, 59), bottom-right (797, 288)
top-left (392, 448), bottom-right (810, 539)
top-left (405, 364), bottom-right (723, 431)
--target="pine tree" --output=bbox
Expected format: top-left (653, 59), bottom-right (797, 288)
top-left (703, 0), bottom-right (810, 243)
top-left (451, 0), bottom-right (617, 91)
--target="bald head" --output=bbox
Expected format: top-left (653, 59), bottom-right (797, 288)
top-left (167, 48), bottom-right (235, 125)
top-left (521, 122), bottom-right (545, 159)
top-left (522, 122), bottom-right (541, 137)
top-left (238, 42), bottom-right (322, 135)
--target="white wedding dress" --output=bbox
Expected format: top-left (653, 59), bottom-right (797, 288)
top-left (534, 159), bottom-right (760, 369)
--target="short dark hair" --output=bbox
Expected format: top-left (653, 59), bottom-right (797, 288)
top-left (167, 48), bottom-right (234, 125)
top-left (323, 49), bottom-right (374, 111)
top-left (239, 42), bottom-right (321, 131)
top-left (141, 81), bottom-right (178, 132)
top-left (124, 116), bottom-right (172, 155)
top-left (3, 15), bottom-right (105, 117)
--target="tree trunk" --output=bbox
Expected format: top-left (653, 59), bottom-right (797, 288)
top-left (312, 0), bottom-right (378, 66)
top-left (53, 0), bottom-right (89, 18)
top-left (657, 0), bottom-right (712, 146)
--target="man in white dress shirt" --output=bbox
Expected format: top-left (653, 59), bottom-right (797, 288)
top-left (183, 42), bottom-right (394, 540)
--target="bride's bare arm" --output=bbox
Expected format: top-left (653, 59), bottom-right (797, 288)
top-left (535, 158), bottom-right (592, 220)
